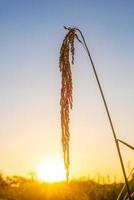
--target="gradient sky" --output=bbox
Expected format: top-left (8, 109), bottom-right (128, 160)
top-left (0, 0), bottom-right (134, 181)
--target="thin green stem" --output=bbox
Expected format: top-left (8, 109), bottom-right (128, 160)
top-left (75, 27), bottom-right (132, 200)
top-left (118, 139), bottom-right (134, 151)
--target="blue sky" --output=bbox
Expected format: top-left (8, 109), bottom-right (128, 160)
top-left (0, 0), bottom-right (134, 180)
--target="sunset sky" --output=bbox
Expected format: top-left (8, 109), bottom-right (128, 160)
top-left (0, 0), bottom-right (134, 181)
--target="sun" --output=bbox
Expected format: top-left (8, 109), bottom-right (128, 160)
top-left (36, 159), bottom-right (65, 182)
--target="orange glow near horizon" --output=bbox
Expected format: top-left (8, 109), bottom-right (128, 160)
top-left (36, 159), bottom-right (66, 182)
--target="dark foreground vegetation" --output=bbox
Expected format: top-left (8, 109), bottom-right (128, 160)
top-left (0, 174), bottom-right (133, 200)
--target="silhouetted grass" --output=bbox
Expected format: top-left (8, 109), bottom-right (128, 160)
top-left (0, 174), bottom-right (133, 200)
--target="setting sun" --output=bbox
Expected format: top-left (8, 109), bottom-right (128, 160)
top-left (36, 159), bottom-right (65, 182)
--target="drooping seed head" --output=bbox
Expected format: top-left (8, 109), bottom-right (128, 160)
top-left (59, 27), bottom-right (77, 181)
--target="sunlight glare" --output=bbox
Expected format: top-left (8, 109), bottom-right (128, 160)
top-left (36, 159), bottom-right (65, 182)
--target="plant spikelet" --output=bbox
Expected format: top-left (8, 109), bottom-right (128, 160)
top-left (59, 27), bottom-right (76, 181)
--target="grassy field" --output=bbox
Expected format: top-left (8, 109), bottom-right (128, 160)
top-left (0, 174), bottom-right (133, 200)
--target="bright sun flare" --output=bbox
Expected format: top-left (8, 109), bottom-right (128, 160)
top-left (36, 159), bottom-right (65, 182)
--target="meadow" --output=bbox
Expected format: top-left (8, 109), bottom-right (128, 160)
top-left (0, 174), bottom-right (133, 200)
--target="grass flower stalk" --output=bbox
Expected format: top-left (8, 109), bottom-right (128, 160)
top-left (59, 27), bottom-right (132, 199)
